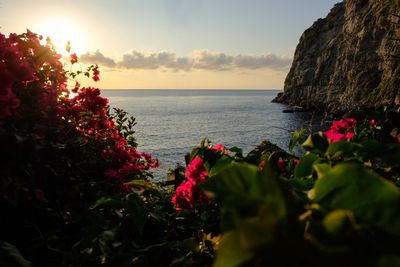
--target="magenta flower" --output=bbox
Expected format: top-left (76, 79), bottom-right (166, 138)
top-left (172, 155), bottom-right (212, 211)
top-left (324, 118), bottom-right (357, 143)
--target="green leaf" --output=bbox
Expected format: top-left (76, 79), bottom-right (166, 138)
top-left (204, 160), bottom-right (286, 250)
top-left (189, 147), bottom-right (203, 163)
top-left (358, 140), bottom-right (400, 165)
top-left (125, 193), bottom-right (148, 234)
top-left (0, 241), bottom-right (32, 267)
top-left (294, 153), bottom-right (319, 179)
top-left (208, 155), bottom-right (233, 177)
top-left (322, 209), bottom-right (352, 235)
top-left (325, 141), bottom-right (361, 160)
top-left (314, 163), bottom-right (400, 235)
top-left (227, 146), bottom-right (243, 156)
top-left (289, 128), bottom-right (307, 152)
top-left (301, 132), bottom-right (329, 155)
top-left (378, 255), bottom-right (400, 267)
top-left (289, 177), bottom-right (314, 191)
top-left (213, 231), bottom-right (253, 267)
top-left (91, 196), bottom-right (121, 210)
top-left (124, 179), bottom-right (155, 189)
top-left (235, 199), bottom-right (286, 250)
top-left (202, 162), bottom-right (264, 213)
top-left (313, 163), bottom-right (332, 178)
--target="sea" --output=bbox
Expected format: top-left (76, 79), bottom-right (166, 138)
top-left (101, 89), bottom-right (318, 180)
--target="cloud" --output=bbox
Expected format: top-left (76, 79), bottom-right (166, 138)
top-left (191, 50), bottom-right (292, 71)
top-left (80, 50), bottom-right (116, 68)
top-left (192, 50), bottom-right (234, 70)
top-left (84, 49), bottom-right (292, 72)
top-left (118, 51), bottom-right (192, 71)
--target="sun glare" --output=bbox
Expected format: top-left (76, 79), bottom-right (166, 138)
top-left (36, 17), bottom-right (88, 56)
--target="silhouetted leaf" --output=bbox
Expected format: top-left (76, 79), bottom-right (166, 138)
top-left (0, 241), bottom-right (31, 267)
top-left (91, 196), bottom-right (121, 210)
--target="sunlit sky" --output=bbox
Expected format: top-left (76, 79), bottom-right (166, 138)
top-left (1, 0), bottom-right (339, 89)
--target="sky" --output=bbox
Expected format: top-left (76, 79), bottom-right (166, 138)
top-left (0, 0), bottom-right (339, 89)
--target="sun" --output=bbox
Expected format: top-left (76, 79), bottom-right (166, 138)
top-left (36, 17), bottom-right (88, 56)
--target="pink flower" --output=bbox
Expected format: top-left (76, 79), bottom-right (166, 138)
top-left (212, 144), bottom-right (225, 151)
top-left (345, 132), bottom-right (355, 140)
top-left (259, 160), bottom-right (265, 171)
top-left (324, 130), bottom-right (347, 143)
top-left (172, 156), bottom-right (210, 211)
top-left (172, 179), bottom-right (196, 211)
top-left (369, 119), bottom-right (375, 126)
top-left (93, 68), bottom-right (100, 82)
top-left (185, 157), bottom-right (208, 183)
top-left (70, 53), bottom-right (78, 64)
top-left (212, 143), bottom-right (230, 154)
top-left (277, 159), bottom-right (284, 171)
top-left (324, 118), bottom-right (357, 143)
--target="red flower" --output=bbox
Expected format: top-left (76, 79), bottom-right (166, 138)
top-left (369, 119), bottom-right (375, 126)
top-left (259, 160), bottom-right (265, 171)
top-left (185, 157), bottom-right (208, 183)
top-left (93, 68), bottom-right (100, 82)
top-left (277, 159), bottom-right (284, 171)
top-left (212, 144), bottom-right (225, 151)
top-left (172, 156), bottom-right (210, 211)
top-left (324, 118), bottom-right (357, 143)
top-left (70, 53), bottom-right (78, 64)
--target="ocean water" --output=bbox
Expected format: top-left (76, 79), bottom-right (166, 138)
top-left (101, 89), bottom-right (314, 179)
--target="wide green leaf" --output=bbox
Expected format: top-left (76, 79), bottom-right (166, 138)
top-left (325, 141), bottom-right (361, 160)
top-left (294, 153), bottom-right (319, 179)
top-left (314, 163), bottom-right (400, 235)
top-left (301, 132), bottom-right (329, 155)
top-left (125, 193), bottom-right (148, 234)
top-left (208, 155), bottom-right (233, 177)
top-left (322, 209), bottom-right (352, 235)
top-left (91, 196), bottom-right (121, 210)
top-left (204, 160), bottom-right (287, 253)
top-left (213, 231), bottom-right (253, 267)
top-left (202, 162), bottom-right (264, 212)
top-left (358, 140), bottom-right (400, 164)
top-left (0, 241), bottom-right (32, 267)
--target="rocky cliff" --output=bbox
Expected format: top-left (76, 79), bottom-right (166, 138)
top-left (274, 0), bottom-right (400, 113)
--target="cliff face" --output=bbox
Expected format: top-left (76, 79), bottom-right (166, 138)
top-left (274, 0), bottom-right (400, 113)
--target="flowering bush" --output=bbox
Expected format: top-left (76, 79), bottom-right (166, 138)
top-left (0, 31), bottom-right (166, 266)
top-left (59, 85), bottom-right (159, 188)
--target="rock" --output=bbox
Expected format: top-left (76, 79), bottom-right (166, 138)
top-left (274, 0), bottom-right (400, 114)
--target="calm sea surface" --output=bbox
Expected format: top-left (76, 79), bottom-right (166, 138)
top-left (101, 89), bottom-right (314, 179)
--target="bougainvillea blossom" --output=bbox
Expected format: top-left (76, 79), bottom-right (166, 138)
top-left (324, 118), bottom-right (357, 143)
